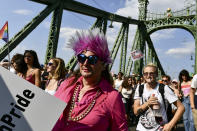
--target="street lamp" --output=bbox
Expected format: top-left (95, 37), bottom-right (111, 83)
top-left (108, 14), bottom-right (115, 28)
top-left (108, 21), bottom-right (114, 28)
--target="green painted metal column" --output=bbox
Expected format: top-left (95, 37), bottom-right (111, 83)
top-left (119, 29), bottom-right (125, 73)
top-left (0, 3), bottom-right (59, 61)
top-left (125, 30), bottom-right (139, 75)
top-left (132, 0), bottom-right (149, 75)
top-left (122, 24), bottom-right (129, 73)
top-left (102, 18), bottom-right (107, 35)
top-left (119, 23), bottom-right (129, 74)
top-left (109, 24), bottom-right (124, 70)
top-left (138, 24), bottom-right (146, 75)
top-left (147, 47), bottom-right (151, 63)
top-left (44, 2), bottom-right (63, 64)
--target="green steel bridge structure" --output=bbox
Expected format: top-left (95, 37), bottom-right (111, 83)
top-left (0, 0), bottom-right (197, 76)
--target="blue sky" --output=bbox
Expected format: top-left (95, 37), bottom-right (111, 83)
top-left (0, 0), bottom-right (195, 80)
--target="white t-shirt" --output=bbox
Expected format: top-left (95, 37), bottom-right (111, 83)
top-left (114, 79), bottom-right (123, 90)
top-left (191, 74), bottom-right (197, 95)
top-left (121, 88), bottom-right (133, 99)
top-left (134, 83), bottom-right (178, 131)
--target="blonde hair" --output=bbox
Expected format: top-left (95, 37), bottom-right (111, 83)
top-left (143, 63), bottom-right (158, 74)
top-left (48, 58), bottom-right (66, 80)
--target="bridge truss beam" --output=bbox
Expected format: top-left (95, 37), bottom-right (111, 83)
top-left (44, 3), bottom-right (63, 64)
top-left (0, 2), bottom-right (59, 61)
top-left (109, 23), bottom-right (130, 74)
top-left (2, 0), bottom-right (192, 76)
top-left (30, 0), bottom-right (139, 25)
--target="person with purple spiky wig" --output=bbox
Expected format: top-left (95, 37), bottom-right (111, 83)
top-left (52, 28), bottom-right (128, 131)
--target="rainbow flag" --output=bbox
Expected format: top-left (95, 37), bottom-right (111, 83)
top-left (0, 21), bottom-right (9, 42)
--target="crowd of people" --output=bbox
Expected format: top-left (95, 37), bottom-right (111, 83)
top-left (0, 28), bottom-right (197, 131)
top-left (0, 50), bottom-right (70, 95)
top-left (113, 67), bottom-right (197, 131)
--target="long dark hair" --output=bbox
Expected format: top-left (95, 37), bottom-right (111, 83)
top-left (122, 77), bottom-right (131, 90)
top-left (24, 50), bottom-right (41, 69)
top-left (179, 69), bottom-right (191, 83)
top-left (11, 53), bottom-right (27, 74)
top-left (100, 65), bottom-right (113, 85)
top-left (178, 69), bottom-right (191, 90)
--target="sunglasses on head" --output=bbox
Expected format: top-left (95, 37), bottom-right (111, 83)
top-left (47, 62), bottom-right (53, 66)
top-left (77, 54), bottom-right (98, 65)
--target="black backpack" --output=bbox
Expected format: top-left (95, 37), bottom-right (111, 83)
top-left (138, 83), bottom-right (174, 122)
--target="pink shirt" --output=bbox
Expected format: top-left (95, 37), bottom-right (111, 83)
top-left (25, 74), bottom-right (35, 85)
top-left (52, 76), bottom-right (128, 131)
top-left (181, 84), bottom-right (191, 97)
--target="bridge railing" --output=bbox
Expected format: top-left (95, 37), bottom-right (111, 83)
top-left (146, 4), bottom-right (196, 20)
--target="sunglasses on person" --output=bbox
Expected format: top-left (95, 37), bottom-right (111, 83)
top-left (143, 72), bottom-right (155, 77)
top-left (162, 80), bottom-right (168, 82)
top-left (77, 54), bottom-right (99, 65)
top-left (47, 62), bottom-right (54, 66)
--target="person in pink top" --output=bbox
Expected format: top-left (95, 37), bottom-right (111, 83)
top-left (179, 69), bottom-right (195, 131)
top-left (23, 50), bottom-right (41, 87)
top-left (52, 28), bottom-right (128, 131)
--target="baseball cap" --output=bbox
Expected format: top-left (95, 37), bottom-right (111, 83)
top-left (172, 79), bottom-right (178, 83)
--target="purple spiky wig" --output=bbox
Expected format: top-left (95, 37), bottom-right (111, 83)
top-left (68, 28), bottom-right (112, 64)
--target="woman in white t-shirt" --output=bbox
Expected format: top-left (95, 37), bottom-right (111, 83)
top-left (45, 58), bottom-right (66, 95)
top-left (114, 72), bottom-right (123, 90)
top-left (119, 76), bottom-right (135, 122)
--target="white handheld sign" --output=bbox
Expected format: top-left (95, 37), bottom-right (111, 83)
top-left (131, 50), bottom-right (144, 61)
top-left (0, 66), bottom-right (66, 131)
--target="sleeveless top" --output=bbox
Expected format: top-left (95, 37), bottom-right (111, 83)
top-left (25, 74), bottom-right (35, 85)
top-left (181, 84), bottom-right (191, 97)
top-left (121, 88), bottom-right (132, 99)
top-left (114, 79), bottom-right (123, 90)
top-left (45, 79), bottom-right (64, 95)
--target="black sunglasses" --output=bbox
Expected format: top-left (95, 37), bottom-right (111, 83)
top-left (162, 80), bottom-right (168, 82)
top-left (77, 54), bottom-right (98, 65)
top-left (47, 62), bottom-right (53, 66)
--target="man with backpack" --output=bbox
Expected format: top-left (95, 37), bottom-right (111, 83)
top-left (133, 63), bottom-right (185, 131)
